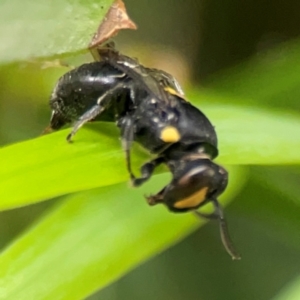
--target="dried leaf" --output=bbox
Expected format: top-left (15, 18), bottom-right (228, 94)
top-left (89, 0), bottom-right (137, 50)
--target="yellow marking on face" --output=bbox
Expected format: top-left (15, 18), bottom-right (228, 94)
top-left (164, 86), bottom-right (188, 101)
top-left (160, 126), bottom-right (181, 143)
top-left (174, 187), bottom-right (208, 209)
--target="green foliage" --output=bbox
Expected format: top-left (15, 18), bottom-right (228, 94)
top-left (1, 104), bottom-right (299, 211)
top-left (273, 276), bottom-right (300, 300)
top-left (0, 168), bottom-right (244, 300)
top-left (0, 0), bottom-right (114, 63)
top-left (0, 176), bottom-right (196, 300)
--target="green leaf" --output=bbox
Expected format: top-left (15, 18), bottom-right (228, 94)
top-left (273, 276), bottom-right (300, 300)
top-left (0, 123), bottom-right (141, 210)
top-left (203, 104), bottom-right (300, 165)
top-left (0, 0), bottom-right (114, 64)
top-left (206, 39), bottom-right (300, 111)
top-left (250, 166), bottom-right (300, 249)
top-left (0, 166), bottom-right (245, 300)
top-left (0, 103), bottom-right (300, 211)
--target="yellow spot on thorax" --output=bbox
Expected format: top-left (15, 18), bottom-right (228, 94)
top-left (174, 187), bottom-right (208, 209)
top-left (164, 87), bottom-right (188, 101)
top-left (160, 126), bottom-right (181, 143)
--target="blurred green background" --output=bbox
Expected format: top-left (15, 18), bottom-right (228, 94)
top-left (0, 0), bottom-right (300, 299)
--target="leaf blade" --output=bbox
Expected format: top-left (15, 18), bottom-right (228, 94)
top-left (0, 166), bottom-right (245, 300)
top-left (0, 104), bottom-right (300, 211)
top-left (0, 0), bottom-right (114, 63)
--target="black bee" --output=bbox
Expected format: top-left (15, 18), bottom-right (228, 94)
top-left (46, 45), bottom-right (240, 259)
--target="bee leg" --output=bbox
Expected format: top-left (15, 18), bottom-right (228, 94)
top-left (119, 115), bottom-right (136, 181)
top-left (194, 198), bottom-right (241, 260)
top-left (145, 186), bottom-right (166, 206)
top-left (132, 156), bottom-right (165, 187)
top-left (66, 105), bottom-right (104, 142)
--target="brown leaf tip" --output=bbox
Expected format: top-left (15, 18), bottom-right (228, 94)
top-left (89, 0), bottom-right (137, 49)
